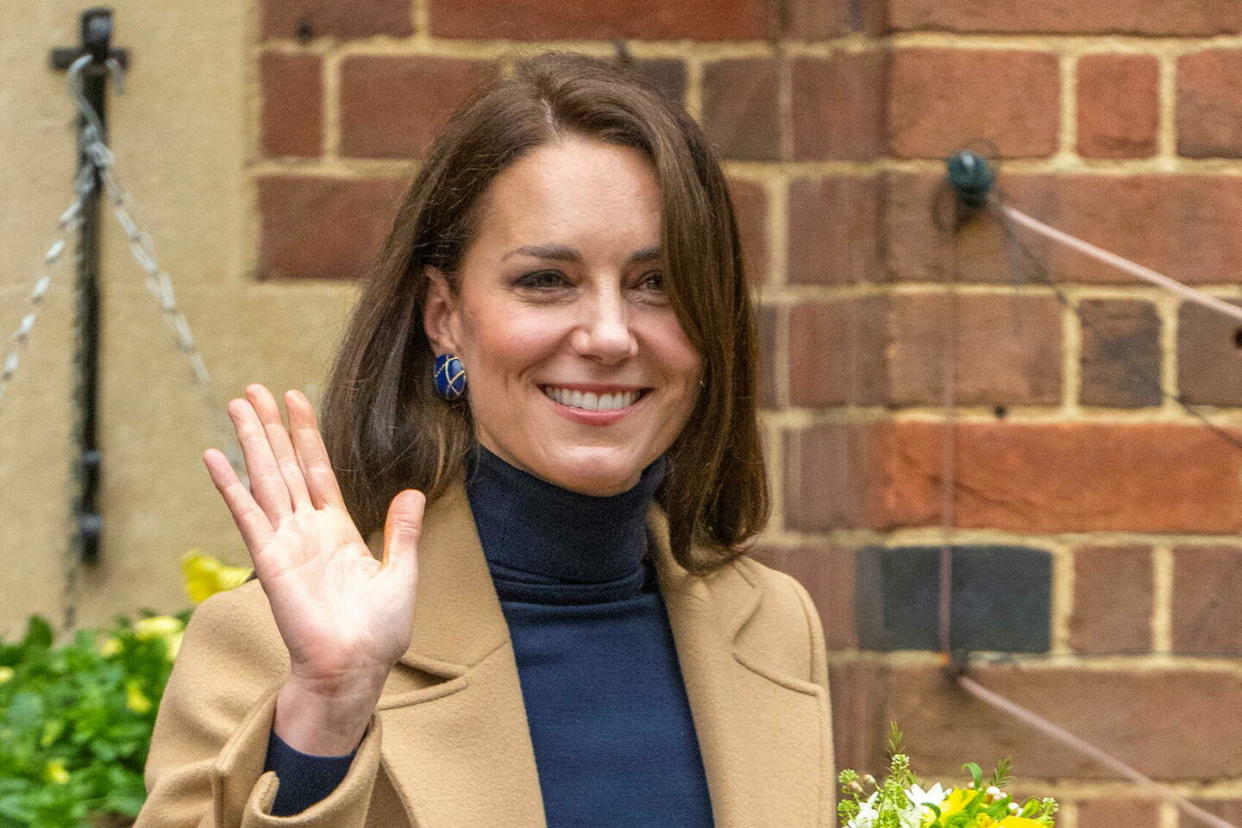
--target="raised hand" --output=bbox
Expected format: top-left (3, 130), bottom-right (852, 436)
top-left (201, 384), bottom-right (424, 754)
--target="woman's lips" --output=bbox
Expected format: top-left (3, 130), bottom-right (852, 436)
top-left (540, 386), bottom-right (649, 426)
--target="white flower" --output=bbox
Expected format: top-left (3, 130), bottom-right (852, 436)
top-left (906, 783), bottom-right (947, 825)
top-left (846, 792), bottom-right (879, 828)
top-left (907, 783), bottom-right (945, 808)
top-left (847, 785), bottom-right (939, 828)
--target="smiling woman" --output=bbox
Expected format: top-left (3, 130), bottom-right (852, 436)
top-left (321, 52), bottom-right (768, 568)
top-left (138, 52), bottom-right (833, 827)
top-left (422, 135), bottom-right (703, 497)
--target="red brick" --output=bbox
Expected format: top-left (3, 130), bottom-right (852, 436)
top-left (1191, 801), bottom-right (1242, 824)
top-left (788, 298), bottom-right (889, 408)
top-left (258, 176), bottom-right (406, 280)
top-left (1179, 50), bottom-right (1242, 158)
top-left (1078, 299), bottom-right (1161, 408)
top-left (883, 172), bottom-right (1018, 283)
top-left (1177, 299), bottom-right (1242, 406)
top-left (784, 0), bottom-right (848, 38)
top-left (757, 304), bottom-right (780, 409)
top-left (1076, 799), bottom-right (1160, 828)
top-left (428, 0), bottom-right (771, 39)
top-left (633, 59), bottom-right (686, 107)
top-left (701, 59), bottom-right (781, 161)
top-left (886, 173), bottom-right (1242, 286)
top-left (261, 0), bottom-right (413, 39)
top-left (787, 176), bottom-right (883, 285)
top-left (1069, 545), bottom-right (1153, 654)
top-left (339, 56), bottom-right (494, 160)
top-left (750, 546), bottom-right (858, 650)
top-left (827, 660), bottom-right (890, 774)
top-left (885, 663), bottom-right (1242, 780)
top-left (1172, 546), bottom-right (1242, 656)
top-left (791, 52), bottom-right (887, 161)
top-left (877, 422), bottom-right (1242, 533)
top-left (785, 424), bottom-right (887, 531)
top-left (728, 178), bottom-right (769, 284)
top-left (260, 53), bottom-right (322, 158)
top-left (783, 0), bottom-right (886, 38)
top-left (1077, 55), bottom-right (1159, 159)
top-left (793, 421), bottom-right (1242, 533)
top-left (888, 294), bottom-right (1063, 406)
top-left (888, 49), bottom-right (1060, 160)
top-left (888, 0), bottom-right (1242, 36)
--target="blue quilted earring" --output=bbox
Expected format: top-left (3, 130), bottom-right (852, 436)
top-left (433, 353), bottom-right (467, 400)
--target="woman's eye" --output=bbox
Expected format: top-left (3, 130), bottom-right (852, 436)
top-left (638, 270), bottom-right (665, 291)
top-left (516, 270), bottom-right (569, 290)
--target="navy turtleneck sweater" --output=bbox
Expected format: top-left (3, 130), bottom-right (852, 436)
top-left (263, 447), bottom-right (715, 825)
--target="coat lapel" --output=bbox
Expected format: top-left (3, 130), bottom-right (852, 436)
top-left (649, 506), bottom-right (832, 826)
top-left (375, 482), bottom-right (546, 827)
top-left (370, 482), bottom-right (827, 827)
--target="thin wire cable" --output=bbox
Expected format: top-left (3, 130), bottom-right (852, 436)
top-left (990, 194), bottom-right (1242, 456)
top-left (998, 199), bottom-right (1242, 325)
top-left (989, 193), bottom-right (1242, 658)
top-left (957, 674), bottom-right (1237, 828)
top-left (937, 231), bottom-right (959, 657)
top-left (926, 186), bottom-right (1242, 827)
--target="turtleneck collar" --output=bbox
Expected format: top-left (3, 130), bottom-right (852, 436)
top-left (463, 445), bottom-right (666, 596)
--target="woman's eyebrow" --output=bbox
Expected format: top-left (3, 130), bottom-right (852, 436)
top-left (501, 244), bottom-right (663, 264)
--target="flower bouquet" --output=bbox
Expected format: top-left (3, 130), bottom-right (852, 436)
top-left (839, 726), bottom-right (1057, 828)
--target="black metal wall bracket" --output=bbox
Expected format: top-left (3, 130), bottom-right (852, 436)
top-left (49, 8), bottom-right (129, 566)
top-left (50, 8), bottom-right (129, 73)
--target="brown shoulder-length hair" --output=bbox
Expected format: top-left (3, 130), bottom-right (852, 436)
top-left (320, 51), bottom-right (768, 574)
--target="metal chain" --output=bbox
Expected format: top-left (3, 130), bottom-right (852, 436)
top-left (0, 169), bottom-right (93, 410)
top-left (0, 56), bottom-right (246, 629)
top-left (65, 55), bottom-right (244, 475)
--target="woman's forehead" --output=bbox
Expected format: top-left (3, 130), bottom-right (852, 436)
top-left (471, 136), bottom-right (662, 254)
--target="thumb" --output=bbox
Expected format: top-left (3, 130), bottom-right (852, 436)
top-left (382, 489), bottom-right (426, 575)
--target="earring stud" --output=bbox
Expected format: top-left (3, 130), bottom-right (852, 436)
top-left (433, 353), bottom-right (467, 400)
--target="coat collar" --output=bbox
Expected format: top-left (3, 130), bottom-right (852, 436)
top-left (371, 480), bottom-right (826, 826)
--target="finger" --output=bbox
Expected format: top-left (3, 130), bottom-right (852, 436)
top-left (202, 448), bottom-right (275, 558)
top-left (246, 384), bottom-right (313, 513)
top-left (228, 395), bottom-right (293, 524)
top-left (285, 389), bottom-right (347, 511)
top-left (382, 490), bottom-right (425, 590)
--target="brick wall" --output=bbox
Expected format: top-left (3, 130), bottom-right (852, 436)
top-left (255, 0), bottom-right (1242, 822)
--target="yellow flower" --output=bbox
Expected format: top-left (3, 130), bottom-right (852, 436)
top-left (997, 819), bottom-right (1049, 828)
top-left (98, 636), bottom-right (123, 658)
top-left (164, 629), bottom-right (184, 661)
top-left (0, 666), bottom-right (13, 684)
top-left (126, 679), bottom-right (153, 714)
top-left (44, 759), bottom-right (70, 785)
top-left (939, 788), bottom-right (979, 821)
top-left (182, 550), bottom-right (252, 603)
top-left (134, 615), bottom-right (184, 641)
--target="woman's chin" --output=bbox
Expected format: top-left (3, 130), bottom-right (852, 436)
top-left (536, 456), bottom-right (646, 497)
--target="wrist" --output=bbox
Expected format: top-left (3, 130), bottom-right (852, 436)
top-left (273, 674), bottom-right (384, 756)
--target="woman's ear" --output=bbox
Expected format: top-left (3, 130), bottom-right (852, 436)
top-left (422, 266), bottom-right (460, 354)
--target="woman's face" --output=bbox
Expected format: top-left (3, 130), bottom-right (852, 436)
top-left (423, 134), bottom-right (703, 496)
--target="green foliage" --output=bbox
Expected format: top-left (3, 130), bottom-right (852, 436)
top-left (838, 723), bottom-right (1058, 827)
top-left (0, 612), bottom-right (188, 828)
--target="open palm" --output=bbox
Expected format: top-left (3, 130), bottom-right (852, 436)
top-left (202, 384), bottom-right (424, 695)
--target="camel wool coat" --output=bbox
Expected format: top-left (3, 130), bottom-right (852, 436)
top-left (137, 481), bottom-right (835, 827)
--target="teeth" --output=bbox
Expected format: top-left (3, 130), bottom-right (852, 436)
top-left (543, 386), bottom-right (640, 411)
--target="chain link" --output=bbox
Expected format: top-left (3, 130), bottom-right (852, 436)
top-left (0, 169), bottom-right (93, 410)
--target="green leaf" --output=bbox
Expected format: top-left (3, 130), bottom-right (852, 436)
top-left (963, 762), bottom-right (984, 790)
top-left (22, 617), bottom-right (53, 651)
top-left (886, 722), bottom-right (905, 757)
top-left (38, 720), bottom-right (64, 749)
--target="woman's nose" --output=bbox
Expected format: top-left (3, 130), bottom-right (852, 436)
top-left (570, 291), bottom-right (639, 364)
